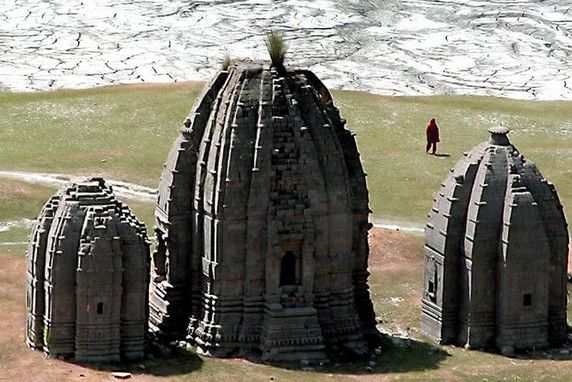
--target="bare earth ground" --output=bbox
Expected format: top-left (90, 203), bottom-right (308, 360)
top-left (1, 229), bottom-right (572, 381)
top-left (1, 229), bottom-right (415, 382)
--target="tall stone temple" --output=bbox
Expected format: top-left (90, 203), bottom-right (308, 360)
top-left (421, 127), bottom-right (569, 355)
top-left (149, 60), bottom-right (377, 361)
top-left (26, 178), bottom-right (150, 362)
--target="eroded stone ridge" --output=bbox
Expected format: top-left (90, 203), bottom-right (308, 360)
top-left (26, 178), bottom-right (150, 362)
top-left (149, 61), bottom-right (376, 361)
top-left (421, 128), bottom-right (569, 354)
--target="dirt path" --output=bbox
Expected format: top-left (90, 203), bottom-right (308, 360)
top-left (0, 171), bottom-right (156, 202)
top-left (370, 219), bottom-right (424, 236)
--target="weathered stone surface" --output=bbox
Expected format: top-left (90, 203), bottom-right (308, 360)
top-left (421, 127), bottom-right (569, 353)
top-left (26, 178), bottom-right (150, 362)
top-left (149, 61), bottom-right (376, 361)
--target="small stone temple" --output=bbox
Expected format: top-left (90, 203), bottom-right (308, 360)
top-left (421, 127), bottom-right (569, 355)
top-left (149, 60), bottom-right (377, 361)
top-left (26, 178), bottom-right (150, 362)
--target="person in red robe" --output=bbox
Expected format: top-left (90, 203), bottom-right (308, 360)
top-left (426, 118), bottom-right (440, 154)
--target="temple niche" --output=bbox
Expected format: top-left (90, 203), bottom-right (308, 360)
top-left (421, 127), bottom-right (569, 355)
top-left (149, 60), bottom-right (377, 361)
top-left (26, 178), bottom-right (150, 362)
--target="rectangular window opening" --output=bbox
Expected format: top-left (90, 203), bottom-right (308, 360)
top-left (427, 279), bottom-right (437, 302)
top-left (97, 302), bottom-right (104, 314)
top-left (523, 294), bottom-right (532, 306)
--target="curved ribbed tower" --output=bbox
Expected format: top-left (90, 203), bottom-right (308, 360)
top-left (149, 60), bottom-right (376, 361)
top-left (26, 178), bottom-right (150, 362)
top-left (421, 127), bottom-right (569, 354)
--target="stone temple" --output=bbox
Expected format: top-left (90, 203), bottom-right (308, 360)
top-left (149, 60), bottom-right (377, 361)
top-left (421, 127), bottom-right (569, 354)
top-left (26, 178), bottom-right (150, 362)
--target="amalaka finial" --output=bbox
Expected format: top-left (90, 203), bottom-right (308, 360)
top-left (488, 125), bottom-right (511, 145)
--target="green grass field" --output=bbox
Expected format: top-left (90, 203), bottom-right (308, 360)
top-left (340, 93), bottom-right (572, 223)
top-left (0, 83), bottom-right (571, 381)
top-left (1, 83), bottom-right (570, 225)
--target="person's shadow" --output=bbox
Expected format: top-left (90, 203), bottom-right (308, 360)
top-left (432, 153), bottom-right (451, 157)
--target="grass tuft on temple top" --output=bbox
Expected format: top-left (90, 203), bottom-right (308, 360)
top-left (265, 30), bottom-right (287, 68)
top-left (221, 52), bottom-right (231, 71)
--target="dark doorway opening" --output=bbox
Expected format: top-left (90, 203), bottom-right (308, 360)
top-left (97, 302), bottom-right (104, 315)
top-left (280, 251), bottom-right (297, 286)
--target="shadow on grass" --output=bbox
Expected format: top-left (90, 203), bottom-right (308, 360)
top-left (486, 342), bottom-right (572, 362)
top-left (432, 153), bottom-right (451, 157)
top-left (77, 331), bottom-right (450, 378)
top-left (366, 333), bottom-right (450, 374)
top-left (73, 347), bottom-right (203, 377)
top-left (243, 332), bottom-right (450, 376)
top-left (512, 351), bottom-right (572, 361)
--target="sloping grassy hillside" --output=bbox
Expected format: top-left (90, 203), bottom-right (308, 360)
top-left (0, 83), bottom-right (202, 186)
top-left (338, 92), bottom-right (572, 223)
top-left (1, 83), bottom-right (570, 225)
